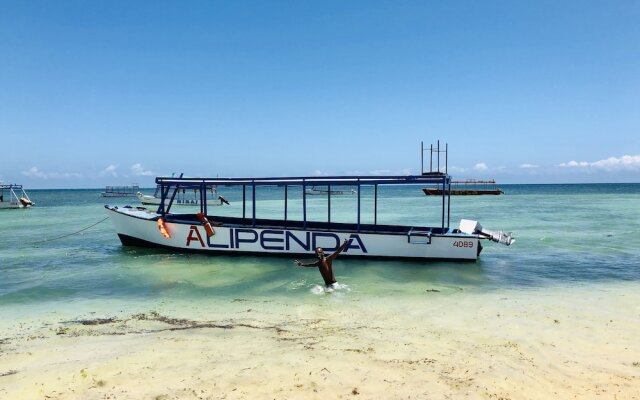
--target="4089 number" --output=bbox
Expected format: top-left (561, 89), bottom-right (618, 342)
top-left (453, 241), bottom-right (474, 248)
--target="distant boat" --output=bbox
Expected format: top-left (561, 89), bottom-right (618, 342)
top-left (102, 184), bottom-right (139, 198)
top-left (137, 185), bottom-right (230, 207)
top-left (0, 183), bottom-right (34, 209)
top-left (423, 179), bottom-right (504, 196)
top-left (305, 186), bottom-right (356, 195)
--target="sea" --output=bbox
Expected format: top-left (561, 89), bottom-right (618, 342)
top-left (1, 184), bottom-right (639, 316)
top-left (2, 183), bottom-right (640, 398)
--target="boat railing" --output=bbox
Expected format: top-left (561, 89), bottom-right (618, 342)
top-left (451, 179), bottom-right (498, 190)
top-left (407, 227), bottom-right (433, 244)
top-left (154, 174), bottom-right (454, 232)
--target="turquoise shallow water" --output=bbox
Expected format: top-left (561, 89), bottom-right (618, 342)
top-left (1, 184), bottom-right (639, 309)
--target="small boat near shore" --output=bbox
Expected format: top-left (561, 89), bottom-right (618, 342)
top-left (423, 179), bottom-right (504, 196)
top-left (0, 183), bottom-right (34, 209)
top-left (106, 142), bottom-right (514, 261)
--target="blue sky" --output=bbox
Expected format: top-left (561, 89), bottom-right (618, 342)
top-left (1, 1), bottom-right (639, 188)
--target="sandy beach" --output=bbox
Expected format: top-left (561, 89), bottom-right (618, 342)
top-left (2, 284), bottom-right (639, 400)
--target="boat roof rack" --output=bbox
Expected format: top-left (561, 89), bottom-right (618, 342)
top-left (155, 174), bottom-right (451, 187)
top-left (0, 184), bottom-right (24, 189)
top-left (153, 142), bottom-right (454, 230)
top-left (154, 173), bottom-right (453, 231)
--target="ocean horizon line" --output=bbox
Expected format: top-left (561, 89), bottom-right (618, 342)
top-left (15, 181), bottom-right (640, 191)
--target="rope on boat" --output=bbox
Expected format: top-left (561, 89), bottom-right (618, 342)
top-left (31, 216), bottom-right (110, 245)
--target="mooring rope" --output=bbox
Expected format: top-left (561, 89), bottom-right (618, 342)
top-left (32, 216), bottom-right (110, 245)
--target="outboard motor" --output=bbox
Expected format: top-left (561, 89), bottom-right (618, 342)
top-left (459, 219), bottom-right (515, 246)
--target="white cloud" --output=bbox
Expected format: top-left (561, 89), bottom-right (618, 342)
top-left (559, 160), bottom-right (589, 168)
top-left (591, 155), bottom-right (640, 170)
top-left (100, 164), bottom-right (118, 177)
top-left (21, 166), bottom-right (82, 179)
top-left (559, 155), bottom-right (640, 171)
top-left (447, 166), bottom-right (468, 174)
top-left (131, 163), bottom-right (154, 176)
top-left (313, 170), bottom-right (330, 176)
top-left (369, 169), bottom-right (391, 175)
top-left (520, 163), bottom-right (539, 169)
top-left (473, 162), bottom-right (488, 172)
top-left (22, 166), bottom-right (47, 178)
top-left (369, 168), bottom-right (412, 176)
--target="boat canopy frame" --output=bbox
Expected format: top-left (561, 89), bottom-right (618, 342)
top-left (154, 174), bottom-right (453, 232)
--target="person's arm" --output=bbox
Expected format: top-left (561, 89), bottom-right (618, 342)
top-left (327, 239), bottom-right (349, 261)
top-left (294, 259), bottom-right (320, 267)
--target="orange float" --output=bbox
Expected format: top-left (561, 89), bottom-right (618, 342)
top-left (157, 217), bottom-right (171, 238)
top-left (196, 212), bottom-right (215, 237)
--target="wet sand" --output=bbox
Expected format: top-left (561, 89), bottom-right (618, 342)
top-left (1, 285), bottom-right (639, 399)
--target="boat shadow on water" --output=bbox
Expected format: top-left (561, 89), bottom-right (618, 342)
top-left (111, 244), bottom-right (492, 294)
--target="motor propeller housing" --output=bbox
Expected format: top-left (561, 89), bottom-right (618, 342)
top-left (459, 219), bottom-right (515, 246)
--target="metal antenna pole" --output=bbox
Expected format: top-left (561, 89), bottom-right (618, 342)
top-left (437, 140), bottom-right (440, 173)
top-left (430, 144), bottom-right (433, 172)
top-left (421, 141), bottom-right (424, 174)
top-left (445, 142), bottom-right (448, 174)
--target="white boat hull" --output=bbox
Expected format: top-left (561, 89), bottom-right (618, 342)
top-left (105, 206), bottom-right (480, 261)
top-left (0, 202), bottom-right (30, 209)
top-left (0, 198), bottom-right (33, 209)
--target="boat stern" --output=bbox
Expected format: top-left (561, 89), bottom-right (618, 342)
top-left (459, 219), bottom-right (515, 246)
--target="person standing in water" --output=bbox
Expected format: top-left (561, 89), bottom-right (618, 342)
top-left (294, 239), bottom-right (349, 289)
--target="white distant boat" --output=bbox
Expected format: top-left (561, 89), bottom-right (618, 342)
top-left (0, 184), bottom-right (34, 209)
top-left (137, 185), bottom-right (229, 207)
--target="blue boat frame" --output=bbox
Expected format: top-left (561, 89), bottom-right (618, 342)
top-left (153, 174), bottom-right (453, 232)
